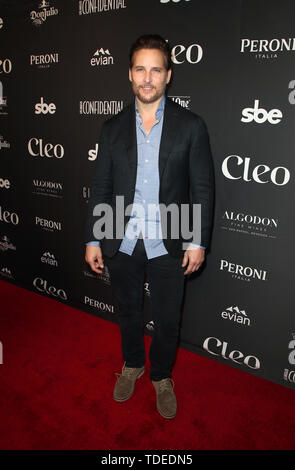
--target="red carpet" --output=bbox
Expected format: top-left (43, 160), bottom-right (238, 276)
top-left (0, 279), bottom-right (294, 450)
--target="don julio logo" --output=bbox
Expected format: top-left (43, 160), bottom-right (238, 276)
top-left (30, 1), bottom-right (59, 27)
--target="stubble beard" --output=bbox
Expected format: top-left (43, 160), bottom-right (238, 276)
top-left (134, 85), bottom-right (166, 104)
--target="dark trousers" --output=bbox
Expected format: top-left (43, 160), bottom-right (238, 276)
top-left (104, 237), bottom-right (186, 381)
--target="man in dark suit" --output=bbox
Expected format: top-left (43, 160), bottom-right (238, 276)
top-left (85, 35), bottom-right (214, 419)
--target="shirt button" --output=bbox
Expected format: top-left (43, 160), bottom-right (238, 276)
top-left (144, 179), bottom-right (147, 183)
top-left (145, 159), bottom-right (148, 162)
top-left (146, 140), bottom-right (150, 143)
top-left (143, 199), bottom-right (146, 203)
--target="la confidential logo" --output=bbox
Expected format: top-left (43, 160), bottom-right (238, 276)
top-left (78, 0), bottom-right (127, 15)
top-left (79, 100), bottom-right (124, 115)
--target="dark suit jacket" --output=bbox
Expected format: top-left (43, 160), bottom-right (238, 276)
top-left (84, 96), bottom-right (215, 259)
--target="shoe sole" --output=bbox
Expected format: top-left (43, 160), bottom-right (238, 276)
top-left (113, 369), bottom-right (145, 402)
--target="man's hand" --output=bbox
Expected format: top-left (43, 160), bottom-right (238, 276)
top-left (85, 245), bottom-right (104, 274)
top-left (182, 246), bottom-right (205, 276)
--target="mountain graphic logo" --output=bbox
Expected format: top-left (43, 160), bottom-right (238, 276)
top-left (226, 306), bottom-right (247, 316)
top-left (221, 305), bottom-right (251, 326)
top-left (94, 48), bottom-right (111, 56)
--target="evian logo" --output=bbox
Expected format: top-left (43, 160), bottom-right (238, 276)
top-left (241, 100), bottom-right (282, 124)
top-left (221, 306), bottom-right (251, 327)
top-left (41, 251), bottom-right (58, 267)
top-left (91, 48), bottom-right (114, 66)
top-left (220, 259), bottom-right (267, 282)
top-left (1, 267), bottom-right (13, 279)
top-left (145, 320), bottom-right (154, 331)
top-left (203, 337), bottom-right (260, 370)
top-left (30, 1), bottom-right (59, 27)
top-left (33, 277), bottom-right (67, 300)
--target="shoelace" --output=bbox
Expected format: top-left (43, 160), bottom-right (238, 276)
top-left (158, 378), bottom-right (175, 393)
top-left (115, 364), bottom-right (140, 380)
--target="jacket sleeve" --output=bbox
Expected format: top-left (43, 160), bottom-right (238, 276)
top-left (84, 121), bottom-right (113, 243)
top-left (188, 117), bottom-right (215, 248)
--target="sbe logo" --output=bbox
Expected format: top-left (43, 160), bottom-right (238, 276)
top-left (241, 99), bottom-right (282, 124)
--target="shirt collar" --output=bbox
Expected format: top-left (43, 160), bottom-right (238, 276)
top-left (135, 94), bottom-right (166, 123)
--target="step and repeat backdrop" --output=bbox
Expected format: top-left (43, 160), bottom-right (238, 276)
top-left (1, 0), bottom-right (294, 389)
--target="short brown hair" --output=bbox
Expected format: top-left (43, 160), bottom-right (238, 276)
top-left (129, 34), bottom-right (172, 70)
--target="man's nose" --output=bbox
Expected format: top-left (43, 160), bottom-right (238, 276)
top-left (144, 71), bottom-right (152, 82)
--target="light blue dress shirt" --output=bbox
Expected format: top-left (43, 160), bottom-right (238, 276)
top-left (87, 95), bottom-right (205, 258)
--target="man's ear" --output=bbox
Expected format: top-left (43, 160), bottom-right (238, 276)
top-left (128, 68), bottom-right (132, 82)
top-left (166, 69), bottom-right (172, 84)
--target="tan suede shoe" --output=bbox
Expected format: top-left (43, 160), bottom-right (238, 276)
top-left (113, 361), bottom-right (145, 402)
top-left (152, 378), bottom-right (177, 419)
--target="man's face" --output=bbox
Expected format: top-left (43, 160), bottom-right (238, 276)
top-left (129, 48), bottom-right (171, 104)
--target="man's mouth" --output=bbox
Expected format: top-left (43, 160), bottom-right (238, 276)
top-left (141, 86), bottom-right (154, 91)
